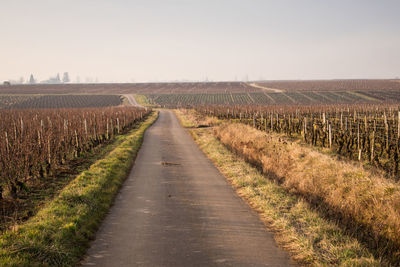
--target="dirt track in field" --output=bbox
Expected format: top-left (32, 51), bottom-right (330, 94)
top-left (123, 94), bottom-right (142, 107)
top-left (82, 110), bottom-right (292, 267)
top-left (247, 82), bottom-right (283, 93)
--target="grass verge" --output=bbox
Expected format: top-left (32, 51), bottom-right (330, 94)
top-left (175, 109), bottom-right (382, 266)
top-left (174, 108), bottom-right (220, 128)
top-left (134, 94), bottom-right (153, 107)
top-left (0, 111), bottom-right (158, 266)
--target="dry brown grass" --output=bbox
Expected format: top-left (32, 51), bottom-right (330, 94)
top-left (174, 109), bottom-right (219, 128)
top-left (215, 122), bottom-right (400, 263)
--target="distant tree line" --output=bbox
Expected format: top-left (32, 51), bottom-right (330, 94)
top-left (3, 72), bottom-right (70, 85)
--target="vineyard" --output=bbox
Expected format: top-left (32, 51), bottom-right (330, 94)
top-left (0, 95), bottom-right (39, 108)
top-left (0, 94), bottom-right (123, 109)
top-left (1, 80), bottom-right (400, 95)
top-left (2, 81), bottom-right (400, 108)
top-left (2, 82), bottom-right (400, 265)
top-left (196, 104), bottom-right (400, 178)
top-left (0, 82), bottom-right (258, 94)
top-left (256, 79), bottom-right (400, 91)
top-left (145, 90), bottom-right (400, 107)
top-left (0, 106), bottom-right (150, 203)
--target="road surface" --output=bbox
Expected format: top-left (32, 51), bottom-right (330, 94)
top-left (82, 110), bottom-right (292, 267)
top-left (123, 94), bottom-right (142, 107)
top-left (246, 83), bottom-right (283, 93)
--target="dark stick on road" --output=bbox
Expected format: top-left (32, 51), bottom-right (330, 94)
top-left (82, 110), bottom-right (293, 267)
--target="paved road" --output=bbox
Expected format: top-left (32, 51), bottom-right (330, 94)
top-left (82, 110), bottom-right (292, 267)
top-left (123, 94), bottom-right (142, 107)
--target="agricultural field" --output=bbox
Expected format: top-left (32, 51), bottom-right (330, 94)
top-left (256, 79), bottom-right (400, 91)
top-left (0, 92), bottom-right (143, 231)
top-left (2, 81), bottom-right (400, 108)
top-left (145, 90), bottom-right (400, 107)
top-left (0, 106), bottom-right (151, 228)
top-left (2, 83), bottom-right (400, 266)
top-left (1, 79), bottom-right (400, 96)
top-left (0, 94), bottom-right (123, 109)
top-left (196, 104), bottom-right (400, 178)
top-left (0, 82), bottom-right (258, 94)
top-left (0, 95), bottom-right (39, 108)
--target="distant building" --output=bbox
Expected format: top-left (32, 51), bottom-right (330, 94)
top-left (29, 74), bottom-right (36, 84)
top-left (41, 73), bottom-right (69, 84)
top-left (3, 81), bottom-right (11, 86)
top-left (41, 76), bottom-right (61, 84)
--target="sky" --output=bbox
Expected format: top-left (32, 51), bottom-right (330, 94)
top-left (1, 0), bottom-right (400, 83)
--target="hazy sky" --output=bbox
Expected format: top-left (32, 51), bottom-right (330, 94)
top-left (1, 0), bottom-right (400, 82)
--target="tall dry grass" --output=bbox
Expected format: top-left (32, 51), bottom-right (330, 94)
top-left (215, 122), bottom-right (400, 261)
top-left (175, 109), bottom-right (219, 128)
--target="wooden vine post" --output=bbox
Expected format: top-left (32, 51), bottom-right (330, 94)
top-left (84, 119), bottom-right (88, 137)
top-left (397, 111), bottom-right (400, 141)
top-left (270, 114), bottom-right (273, 131)
top-left (5, 131), bottom-right (9, 155)
top-left (357, 122), bottom-right (361, 161)
top-left (383, 112), bottom-right (387, 150)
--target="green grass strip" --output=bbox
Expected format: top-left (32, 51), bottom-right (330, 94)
top-left (0, 111), bottom-right (159, 267)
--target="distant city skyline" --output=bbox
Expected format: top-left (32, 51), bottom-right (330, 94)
top-left (1, 0), bottom-right (400, 82)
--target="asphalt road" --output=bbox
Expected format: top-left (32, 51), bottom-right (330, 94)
top-left (82, 110), bottom-right (293, 267)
